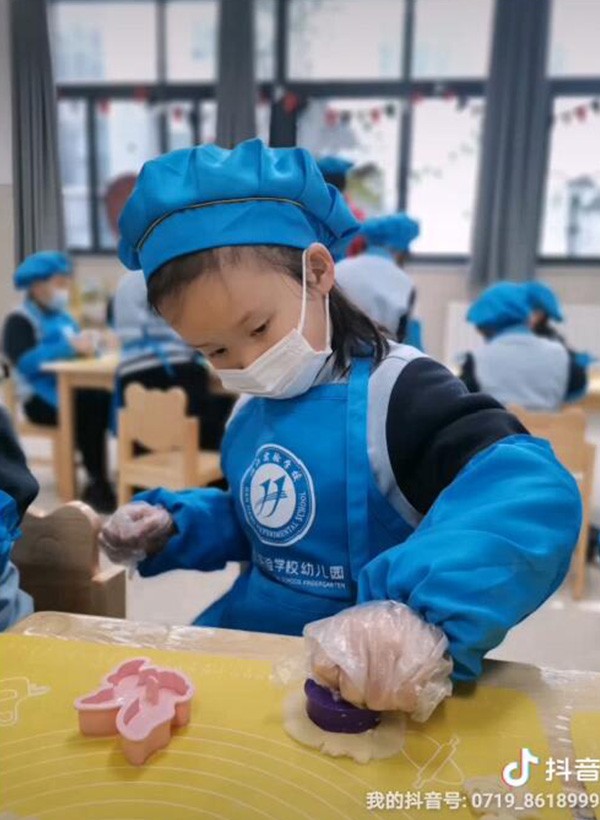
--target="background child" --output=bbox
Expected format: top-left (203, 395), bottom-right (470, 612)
top-left (2, 252), bottom-right (115, 511)
top-left (335, 212), bottom-right (421, 347)
top-left (461, 282), bottom-right (587, 410)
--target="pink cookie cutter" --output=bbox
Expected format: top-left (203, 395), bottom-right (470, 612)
top-left (75, 657), bottom-right (194, 765)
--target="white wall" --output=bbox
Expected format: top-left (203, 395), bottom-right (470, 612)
top-left (0, 0), bottom-right (17, 321)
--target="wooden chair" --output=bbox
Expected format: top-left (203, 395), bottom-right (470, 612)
top-left (0, 360), bottom-right (61, 474)
top-left (509, 406), bottom-right (596, 600)
top-left (117, 383), bottom-right (222, 505)
top-left (11, 501), bottom-right (126, 617)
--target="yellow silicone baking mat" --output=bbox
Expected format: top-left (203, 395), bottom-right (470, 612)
top-left (0, 635), bottom-right (575, 819)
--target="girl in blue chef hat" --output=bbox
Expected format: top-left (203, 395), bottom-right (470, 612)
top-left (100, 139), bottom-right (581, 719)
top-left (461, 282), bottom-right (587, 411)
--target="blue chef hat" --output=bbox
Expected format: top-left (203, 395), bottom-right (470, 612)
top-left (525, 282), bottom-right (564, 322)
top-left (316, 156), bottom-right (354, 178)
top-left (467, 283), bottom-right (530, 331)
top-left (360, 213), bottom-right (420, 253)
top-left (13, 251), bottom-right (72, 290)
top-left (118, 138), bottom-right (361, 281)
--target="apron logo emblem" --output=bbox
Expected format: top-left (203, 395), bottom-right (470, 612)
top-left (240, 444), bottom-right (316, 547)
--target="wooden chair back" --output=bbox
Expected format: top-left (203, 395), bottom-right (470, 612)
top-left (11, 501), bottom-right (126, 617)
top-left (117, 383), bottom-right (221, 505)
top-left (509, 405), bottom-right (595, 599)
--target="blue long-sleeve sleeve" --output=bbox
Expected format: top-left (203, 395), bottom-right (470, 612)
top-left (0, 490), bottom-right (33, 631)
top-left (136, 487), bottom-right (251, 576)
top-left (358, 434), bottom-right (581, 682)
top-left (17, 337), bottom-right (74, 379)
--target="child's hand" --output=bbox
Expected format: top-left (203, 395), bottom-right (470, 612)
top-left (304, 601), bottom-right (453, 721)
top-left (99, 502), bottom-right (174, 565)
top-left (70, 333), bottom-right (96, 357)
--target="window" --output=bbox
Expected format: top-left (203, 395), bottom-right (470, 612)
top-left (52, 0), bottom-right (493, 258)
top-left (297, 98), bottom-right (401, 214)
top-left (96, 100), bottom-right (161, 249)
top-left (58, 99), bottom-right (91, 249)
top-left (408, 96), bottom-right (484, 254)
top-left (412, 0), bottom-right (493, 79)
top-left (51, 2), bottom-right (158, 83)
top-left (51, 0), bottom-right (275, 252)
top-left (166, 0), bottom-right (218, 82)
top-left (541, 97), bottom-right (600, 258)
top-left (549, 0), bottom-right (600, 77)
top-left (288, 0), bottom-right (404, 80)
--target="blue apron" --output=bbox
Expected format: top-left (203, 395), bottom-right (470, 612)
top-left (196, 357), bottom-right (415, 635)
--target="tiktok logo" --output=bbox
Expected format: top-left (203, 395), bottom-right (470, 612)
top-left (502, 747), bottom-right (540, 787)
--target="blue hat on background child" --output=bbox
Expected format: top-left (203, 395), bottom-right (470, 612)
top-left (525, 282), bottom-right (564, 322)
top-left (118, 139), bottom-right (361, 281)
top-left (360, 213), bottom-right (420, 253)
top-left (467, 282), bottom-right (530, 331)
top-left (13, 251), bottom-right (71, 290)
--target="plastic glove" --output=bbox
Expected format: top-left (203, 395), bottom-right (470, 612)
top-left (304, 600), bottom-right (453, 721)
top-left (99, 502), bottom-right (174, 568)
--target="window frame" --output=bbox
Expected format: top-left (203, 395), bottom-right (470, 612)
top-left (53, 0), bottom-right (600, 265)
top-left (539, 78), bottom-right (600, 266)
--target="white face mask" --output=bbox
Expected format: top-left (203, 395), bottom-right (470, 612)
top-left (216, 250), bottom-right (332, 399)
top-left (48, 287), bottom-right (70, 312)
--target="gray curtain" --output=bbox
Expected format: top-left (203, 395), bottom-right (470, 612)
top-left (10, 0), bottom-right (65, 259)
top-left (216, 0), bottom-right (257, 148)
top-left (469, 0), bottom-right (551, 289)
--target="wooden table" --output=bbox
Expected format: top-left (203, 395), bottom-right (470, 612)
top-left (43, 355), bottom-right (119, 501)
top-left (10, 611), bottom-right (600, 779)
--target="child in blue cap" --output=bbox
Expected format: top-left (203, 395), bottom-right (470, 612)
top-left (525, 281), bottom-right (594, 381)
top-left (100, 139), bottom-right (580, 717)
top-left (2, 252), bottom-right (115, 511)
top-left (336, 212), bottom-right (423, 349)
top-left (461, 282), bottom-right (587, 410)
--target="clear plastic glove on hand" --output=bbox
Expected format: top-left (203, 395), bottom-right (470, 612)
top-left (304, 600), bottom-right (453, 721)
top-left (99, 501), bottom-right (174, 567)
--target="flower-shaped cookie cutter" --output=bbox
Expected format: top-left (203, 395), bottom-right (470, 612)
top-left (75, 657), bottom-right (194, 765)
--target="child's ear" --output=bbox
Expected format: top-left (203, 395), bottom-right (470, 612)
top-left (306, 243), bottom-right (335, 295)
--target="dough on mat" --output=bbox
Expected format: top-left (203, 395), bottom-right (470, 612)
top-left (282, 687), bottom-right (406, 764)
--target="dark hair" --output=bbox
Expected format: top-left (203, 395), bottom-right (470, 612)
top-left (322, 173), bottom-right (347, 193)
top-left (147, 245), bottom-right (389, 369)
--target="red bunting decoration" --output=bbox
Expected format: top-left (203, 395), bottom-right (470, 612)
top-left (172, 106), bottom-right (184, 123)
top-left (98, 99), bottom-right (111, 115)
top-left (133, 87), bottom-right (149, 104)
top-left (371, 108), bottom-right (381, 123)
top-left (410, 92), bottom-right (425, 105)
top-left (550, 97), bottom-right (600, 125)
top-left (325, 108), bottom-right (339, 127)
top-left (283, 92), bottom-right (300, 114)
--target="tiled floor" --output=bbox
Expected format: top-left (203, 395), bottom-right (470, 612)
top-left (26, 415), bottom-right (600, 674)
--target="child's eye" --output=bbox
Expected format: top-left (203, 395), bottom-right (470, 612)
top-left (207, 348), bottom-right (227, 360)
top-left (251, 321), bottom-right (269, 337)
